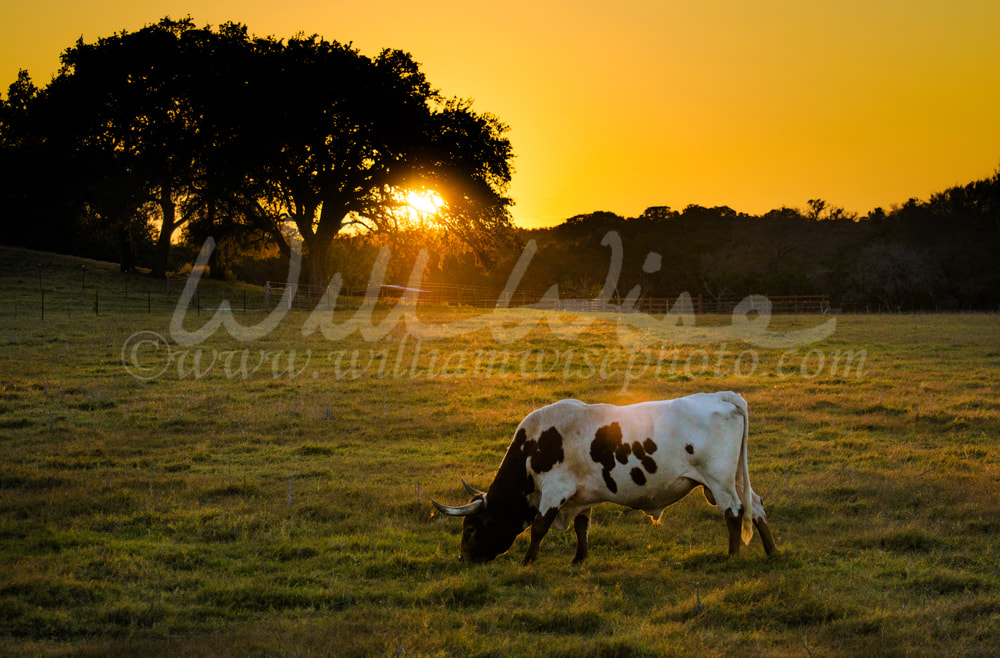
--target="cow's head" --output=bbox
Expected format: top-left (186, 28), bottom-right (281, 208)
top-left (432, 480), bottom-right (524, 563)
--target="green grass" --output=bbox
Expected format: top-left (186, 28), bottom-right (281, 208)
top-left (1, 246), bottom-right (999, 656)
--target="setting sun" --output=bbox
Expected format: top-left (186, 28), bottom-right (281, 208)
top-left (403, 189), bottom-right (445, 216)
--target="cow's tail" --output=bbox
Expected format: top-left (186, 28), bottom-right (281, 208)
top-left (720, 391), bottom-right (753, 545)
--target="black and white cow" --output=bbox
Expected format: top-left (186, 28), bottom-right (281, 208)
top-left (433, 391), bottom-right (776, 564)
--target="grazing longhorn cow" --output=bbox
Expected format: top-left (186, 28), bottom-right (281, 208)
top-left (433, 391), bottom-right (776, 564)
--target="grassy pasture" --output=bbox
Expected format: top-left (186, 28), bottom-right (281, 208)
top-left (1, 247), bottom-right (999, 656)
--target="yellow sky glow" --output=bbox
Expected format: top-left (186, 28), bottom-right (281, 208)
top-left (2, 1), bottom-right (998, 228)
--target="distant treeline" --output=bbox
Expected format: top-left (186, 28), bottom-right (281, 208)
top-left (338, 171), bottom-right (1000, 312)
top-left (511, 175), bottom-right (1000, 311)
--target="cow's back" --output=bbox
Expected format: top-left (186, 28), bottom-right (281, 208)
top-left (518, 394), bottom-right (746, 508)
top-left (521, 395), bottom-right (737, 457)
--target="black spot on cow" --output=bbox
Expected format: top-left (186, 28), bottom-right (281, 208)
top-left (590, 422), bottom-right (621, 470)
top-left (496, 430), bottom-right (536, 499)
top-left (615, 442), bottom-right (631, 465)
top-left (591, 422), bottom-right (624, 494)
top-left (685, 443), bottom-right (694, 455)
top-left (602, 470), bottom-right (618, 494)
top-left (643, 438), bottom-right (658, 454)
top-left (482, 428), bottom-right (542, 546)
top-left (630, 467), bottom-right (647, 485)
top-left (630, 442), bottom-right (658, 474)
top-left (529, 427), bottom-right (565, 473)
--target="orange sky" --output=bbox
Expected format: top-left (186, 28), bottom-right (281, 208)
top-left (2, 1), bottom-right (999, 228)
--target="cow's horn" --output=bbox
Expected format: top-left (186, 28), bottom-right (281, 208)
top-left (462, 479), bottom-right (485, 497)
top-left (432, 495), bottom-right (486, 516)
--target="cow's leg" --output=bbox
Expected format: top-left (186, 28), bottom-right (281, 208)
top-left (724, 507), bottom-right (744, 557)
top-left (754, 518), bottom-right (777, 555)
top-left (523, 508), bottom-right (558, 566)
top-left (571, 509), bottom-right (592, 565)
top-left (702, 475), bottom-right (748, 557)
top-left (750, 491), bottom-right (777, 555)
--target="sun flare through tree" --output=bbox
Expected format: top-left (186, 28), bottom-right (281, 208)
top-left (403, 188), bottom-right (446, 220)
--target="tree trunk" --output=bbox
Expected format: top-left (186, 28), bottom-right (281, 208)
top-left (117, 225), bottom-right (134, 273)
top-left (151, 183), bottom-right (176, 279)
top-left (304, 234), bottom-right (332, 289)
top-left (306, 196), bottom-right (351, 287)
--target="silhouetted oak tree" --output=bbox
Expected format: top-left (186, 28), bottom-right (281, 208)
top-left (213, 33), bottom-right (514, 284)
top-left (3, 18), bottom-right (514, 281)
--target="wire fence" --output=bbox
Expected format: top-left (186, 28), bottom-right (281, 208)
top-left (3, 286), bottom-right (834, 322)
top-left (0, 257), bottom-right (832, 320)
top-left (2, 275), bottom-right (272, 321)
top-left (11, 272), bottom-right (927, 322)
top-left (7, 248), bottom-right (990, 319)
top-left (262, 280), bottom-right (832, 315)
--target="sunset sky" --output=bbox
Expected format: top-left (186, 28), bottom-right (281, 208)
top-left (2, 0), bottom-right (999, 228)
